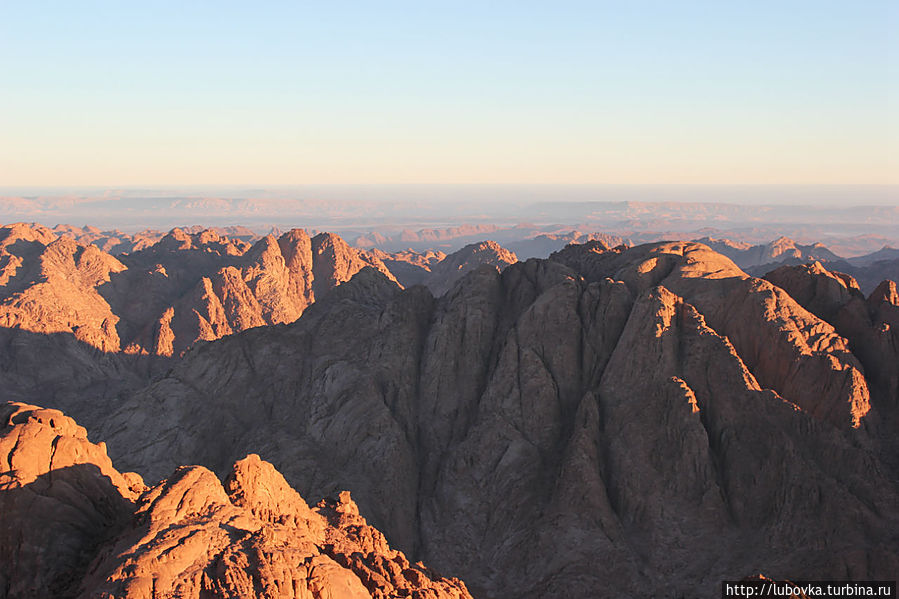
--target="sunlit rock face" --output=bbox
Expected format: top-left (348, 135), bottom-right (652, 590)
top-left (0, 403), bottom-right (472, 599)
top-left (0, 224), bottom-right (401, 356)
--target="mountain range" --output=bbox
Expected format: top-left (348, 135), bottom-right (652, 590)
top-left (0, 222), bottom-right (898, 597)
top-left (0, 223), bottom-right (515, 357)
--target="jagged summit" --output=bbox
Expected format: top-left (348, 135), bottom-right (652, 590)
top-left (0, 223), bottom-right (401, 356)
top-left (696, 235), bottom-right (842, 269)
top-left (0, 402), bottom-right (472, 599)
top-left (423, 239), bottom-right (518, 296)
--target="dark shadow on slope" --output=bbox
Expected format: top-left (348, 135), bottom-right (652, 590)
top-left (0, 464), bottom-right (134, 599)
top-left (0, 239), bottom-right (46, 293)
top-left (0, 326), bottom-right (173, 429)
top-left (96, 245), bottom-right (247, 348)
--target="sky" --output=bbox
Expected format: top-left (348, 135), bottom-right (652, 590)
top-left (0, 1), bottom-right (896, 187)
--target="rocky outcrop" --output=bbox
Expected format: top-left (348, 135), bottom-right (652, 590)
top-left (0, 403), bottom-right (471, 599)
top-left (0, 402), bottom-right (143, 598)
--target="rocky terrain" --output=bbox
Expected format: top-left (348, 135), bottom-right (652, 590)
top-left (0, 402), bottom-right (471, 598)
top-left (1, 229), bottom-right (898, 598)
top-left (0, 223), bottom-right (518, 358)
top-left (417, 241), bottom-right (517, 296)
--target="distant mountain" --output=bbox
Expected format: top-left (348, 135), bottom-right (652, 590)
top-left (371, 241), bottom-right (518, 295)
top-left (822, 258), bottom-right (899, 295)
top-left (849, 246), bottom-right (899, 266)
top-left (506, 231), bottom-right (628, 260)
top-left (369, 248), bottom-right (446, 287)
top-left (694, 236), bottom-right (843, 268)
top-left (0, 222), bottom-right (523, 357)
top-left (690, 236), bottom-right (899, 294)
top-left (421, 240), bottom-right (518, 296)
top-left (353, 224), bottom-right (509, 252)
top-left (4, 187), bottom-right (897, 235)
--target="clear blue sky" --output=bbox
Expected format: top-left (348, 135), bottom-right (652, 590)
top-left (1, 1), bottom-right (896, 185)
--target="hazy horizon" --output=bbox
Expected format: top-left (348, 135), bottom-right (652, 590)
top-left (3, 183), bottom-right (897, 204)
top-left (3, 184), bottom-right (898, 256)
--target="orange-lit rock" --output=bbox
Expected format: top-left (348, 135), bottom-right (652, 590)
top-left (0, 403), bottom-right (471, 599)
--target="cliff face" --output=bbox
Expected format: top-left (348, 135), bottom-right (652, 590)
top-left (74, 241), bottom-right (898, 598)
top-left (0, 402), bottom-right (471, 599)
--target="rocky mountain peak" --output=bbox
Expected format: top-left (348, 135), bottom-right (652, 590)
top-left (0, 402), bottom-right (473, 599)
top-left (870, 279), bottom-right (899, 307)
top-left (423, 239), bottom-right (518, 296)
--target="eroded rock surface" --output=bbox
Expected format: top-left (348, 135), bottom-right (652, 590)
top-left (0, 403), bottom-right (470, 599)
top-left (0, 224), bottom-right (399, 356)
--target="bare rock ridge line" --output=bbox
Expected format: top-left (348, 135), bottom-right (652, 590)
top-left (0, 402), bottom-right (472, 599)
top-left (698, 235), bottom-right (899, 294)
top-left (7, 221), bottom-right (899, 293)
top-left (763, 262), bottom-right (899, 419)
top-left (1, 230), bottom-right (899, 597)
top-left (0, 222), bottom-right (516, 357)
top-left (698, 235), bottom-right (842, 270)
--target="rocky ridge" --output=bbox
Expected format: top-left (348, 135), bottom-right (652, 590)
top-left (696, 236), bottom-right (842, 269)
top-left (0, 224), bottom-right (400, 356)
top-left (0, 402), bottom-right (471, 599)
top-left (0, 223), bottom-right (521, 358)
